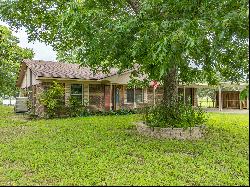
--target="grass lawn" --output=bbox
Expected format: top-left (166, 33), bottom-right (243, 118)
top-left (0, 105), bottom-right (249, 186)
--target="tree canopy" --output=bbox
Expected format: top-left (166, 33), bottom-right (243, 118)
top-left (0, 25), bottom-right (34, 97)
top-left (0, 0), bottom-right (248, 86)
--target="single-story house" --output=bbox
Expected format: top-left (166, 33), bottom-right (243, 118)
top-left (16, 60), bottom-right (248, 117)
top-left (16, 60), bottom-right (199, 117)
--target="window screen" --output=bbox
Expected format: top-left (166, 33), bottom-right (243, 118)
top-left (126, 89), bottom-right (134, 103)
top-left (71, 84), bottom-right (83, 104)
top-left (126, 88), bottom-right (144, 103)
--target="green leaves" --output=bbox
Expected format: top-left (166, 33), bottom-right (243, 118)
top-left (0, 0), bottom-right (248, 85)
top-left (240, 85), bottom-right (249, 101)
top-left (144, 102), bottom-right (208, 128)
top-left (39, 81), bottom-right (65, 118)
top-left (0, 25), bottom-right (34, 97)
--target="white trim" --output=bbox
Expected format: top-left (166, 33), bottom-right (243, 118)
top-left (153, 88), bottom-right (156, 105)
top-left (37, 77), bottom-right (107, 83)
top-left (71, 83), bottom-right (84, 104)
top-left (144, 88), bottom-right (148, 103)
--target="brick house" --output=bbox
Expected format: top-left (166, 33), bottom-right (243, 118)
top-left (16, 60), bottom-right (199, 117)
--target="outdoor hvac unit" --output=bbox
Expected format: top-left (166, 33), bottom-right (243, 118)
top-left (15, 97), bottom-right (28, 113)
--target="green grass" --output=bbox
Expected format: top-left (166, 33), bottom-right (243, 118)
top-left (0, 105), bottom-right (249, 186)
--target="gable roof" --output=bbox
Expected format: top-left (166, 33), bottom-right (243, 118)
top-left (16, 59), bottom-right (120, 87)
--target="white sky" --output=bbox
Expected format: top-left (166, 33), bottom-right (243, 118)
top-left (0, 21), bottom-right (57, 61)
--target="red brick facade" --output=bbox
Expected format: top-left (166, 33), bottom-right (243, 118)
top-left (24, 82), bottom-right (198, 117)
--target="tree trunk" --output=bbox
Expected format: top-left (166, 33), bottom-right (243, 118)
top-left (162, 67), bottom-right (178, 106)
top-left (126, 0), bottom-right (140, 14)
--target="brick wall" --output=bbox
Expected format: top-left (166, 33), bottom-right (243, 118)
top-left (89, 84), bottom-right (105, 111)
top-left (35, 83), bottom-right (45, 117)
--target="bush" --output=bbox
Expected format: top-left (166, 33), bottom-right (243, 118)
top-left (89, 108), bottom-right (137, 116)
top-left (67, 96), bottom-right (89, 117)
top-left (39, 81), bottom-right (65, 118)
top-left (143, 101), bottom-right (208, 128)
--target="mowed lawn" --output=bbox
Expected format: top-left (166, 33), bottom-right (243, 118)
top-left (0, 106), bottom-right (248, 186)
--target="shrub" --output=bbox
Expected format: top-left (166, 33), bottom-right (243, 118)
top-left (143, 101), bottom-right (208, 128)
top-left (67, 96), bottom-right (89, 117)
top-left (39, 81), bottom-right (65, 118)
top-left (88, 108), bottom-right (138, 116)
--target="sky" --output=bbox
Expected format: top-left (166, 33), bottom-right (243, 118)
top-left (0, 21), bottom-right (57, 61)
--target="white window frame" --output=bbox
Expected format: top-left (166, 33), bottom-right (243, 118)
top-left (71, 84), bottom-right (84, 104)
top-left (126, 88), bottom-right (144, 104)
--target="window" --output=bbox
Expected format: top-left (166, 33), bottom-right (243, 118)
top-left (126, 89), bottom-right (134, 103)
top-left (135, 88), bottom-right (143, 103)
top-left (71, 84), bottom-right (83, 104)
top-left (126, 88), bottom-right (144, 103)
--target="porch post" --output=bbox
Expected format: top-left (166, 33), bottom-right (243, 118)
top-left (153, 88), bottom-right (156, 105)
top-left (240, 93), bottom-right (242, 110)
top-left (110, 83), bottom-right (112, 110)
top-left (218, 86), bottom-right (222, 111)
top-left (144, 88), bottom-right (148, 103)
top-left (133, 86), bottom-right (136, 109)
top-left (183, 86), bottom-right (186, 105)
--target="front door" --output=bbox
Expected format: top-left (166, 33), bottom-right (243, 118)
top-left (111, 85), bottom-right (121, 110)
top-left (115, 87), bottom-right (120, 110)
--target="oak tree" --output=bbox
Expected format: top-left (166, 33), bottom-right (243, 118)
top-left (1, 0), bottom-right (248, 105)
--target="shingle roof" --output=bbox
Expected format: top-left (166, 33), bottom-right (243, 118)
top-left (24, 59), bottom-right (119, 80)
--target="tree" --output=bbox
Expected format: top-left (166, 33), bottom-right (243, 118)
top-left (0, 0), bottom-right (248, 106)
top-left (0, 25), bottom-right (34, 97)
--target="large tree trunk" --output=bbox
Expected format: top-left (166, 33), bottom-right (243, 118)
top-left (125, 0), bottom-right (179, 106)
top-left (126, 0), bottom-right (140, 14)
top-left (162, 67), bottom-right (178, 106)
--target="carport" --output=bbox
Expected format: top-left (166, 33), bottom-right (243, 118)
top-left (180, 82), bottom-right (249, 111)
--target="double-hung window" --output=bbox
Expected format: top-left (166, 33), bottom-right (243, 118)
top-left (135, 88), bottom-right (143, 103)
top-left (126, 88), bottom-right (143, 103)
top-left (71, 84), bottom-right (83, 104)
top-left (126, 89), bottom-right (134, 103)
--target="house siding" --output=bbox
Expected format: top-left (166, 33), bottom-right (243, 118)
top-left (84, 84), bottom-right (89, 104)
top-left (65, 83), bottom-right (71, 105)
top-left (20, 67), bottom-right (41, 88)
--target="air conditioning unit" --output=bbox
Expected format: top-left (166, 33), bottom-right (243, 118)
top-left (15, 97), bottom-right (28, 113)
